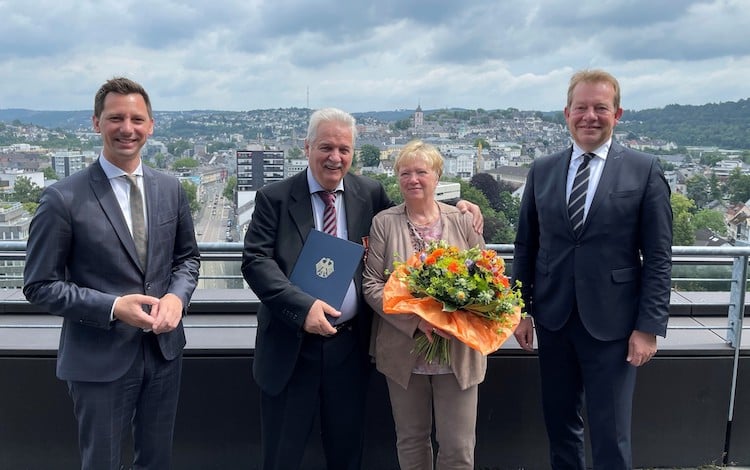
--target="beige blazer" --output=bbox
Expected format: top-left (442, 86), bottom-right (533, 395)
top-left (363, 202), bottom-right (486, 390)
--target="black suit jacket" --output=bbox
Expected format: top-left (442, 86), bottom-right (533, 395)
top-left (242, 171), bottom-right (392, 395)
top-left (24, 160), bottom-right (201, 381)
top-left (512, 142), bottom-right (673, 340)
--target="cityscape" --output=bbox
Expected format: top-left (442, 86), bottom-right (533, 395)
top-left (1, 103), bottom-right (750, 289)
top-left (3, 102), bottom-right (750, 468)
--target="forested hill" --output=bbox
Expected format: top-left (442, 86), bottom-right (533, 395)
top-left (618, 98), bottom-right (750, 149)
top-left (1, 98), bottom-right (749, 150)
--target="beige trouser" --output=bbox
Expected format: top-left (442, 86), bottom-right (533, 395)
top-left (386, 373), bottom-right (478, 470)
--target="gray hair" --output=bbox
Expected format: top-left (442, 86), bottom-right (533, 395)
top-left (306, 107), bottom-right (358, 147)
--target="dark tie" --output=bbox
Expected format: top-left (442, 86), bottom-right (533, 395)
top-left (568, 153), bottom-right (594, 236)
top-left (124, 174), bottom-right (148, 269)
top-left (317, 191), bottom-right (337, 237)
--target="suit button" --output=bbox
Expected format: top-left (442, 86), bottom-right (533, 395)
top-left (145, 282), bottom-right (152, 290)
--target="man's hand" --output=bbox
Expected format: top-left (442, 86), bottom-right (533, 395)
top-left (150, 293), bottom-right (184, 334)
top-left (303, 299), bottom-right (339, 337)
top-left (627, 330), bottom-right (657, 367)
top-left (456, 200), bottom-right (484, 234)
top-left (513, 316), bottom-right (535, 352)
top-left (113, 294), bottom-right (160, 330)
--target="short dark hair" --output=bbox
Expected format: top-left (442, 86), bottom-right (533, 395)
top-left (93, 77), bottom-right (152, 119)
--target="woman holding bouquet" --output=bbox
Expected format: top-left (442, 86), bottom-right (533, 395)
top-left (363, 140), bottom-right (485, 470)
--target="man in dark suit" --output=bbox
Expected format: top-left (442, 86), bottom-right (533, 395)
top-left (512, 69), bottom-right (673, 469)
top-left (242, 108), bottom-right (481, 470)
top-left (23, 77), bottom-right (201, 470)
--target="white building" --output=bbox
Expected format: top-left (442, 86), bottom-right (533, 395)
top-left (0, 171), bottom-right (45, 193)
top-left (51, 151), bottom-right (86, 178)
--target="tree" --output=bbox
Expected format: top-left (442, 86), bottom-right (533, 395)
top-left (22, 202), bottom-right (39, 215)
top-left (685, 174), bottom-right (711, 209)
top-left (152, 152), bottom-right (167, 169)
top-left (671, 193), bottom-right (695, 246)
top-left (359, 144), bottom-right (381, 167)
top-left (393, 119), bottom-right (411, 131)
top-left (181, 180), bottom-right (200, 213)
top-left (700, 153), bottom-right (723, 167)
top-left (658, 159), bottom-right (675, 171)
top-left (169, 140), bottom-right (192, 157)
top-left (172, 158), bottom-right (199, 171)
top-left (287, 147), bottom-right (303, 159)
top-left (13, 176), bottom-right (42, 204)
top-left (706, 172), bottom-right (722, 202)
top-left (725, 168), bottom-right (750, 204)
top-left (470, 173), bottom-right (502, 212)
top-left (496, 192), bottom-right (520, 231)
top-left (224, 176), bottom-right (237, 201)
top-left (473, 138), bottom-right (490, 150)
top-left (692, 209), bottom-right (728, 236)
top-left (42, 166), bottom-right (58, 180)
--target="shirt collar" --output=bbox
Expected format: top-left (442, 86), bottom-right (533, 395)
top-left (98, 154), bottom-right (144, 180)
top-left (306, 167), bottom-right (344, 195)
top-left (572, 137), bottom-right (613, 162)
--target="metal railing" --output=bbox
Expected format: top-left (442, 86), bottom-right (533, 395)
top-left (0, 241), bottom-right (749, 463)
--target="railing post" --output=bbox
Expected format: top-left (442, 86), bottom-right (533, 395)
top-left (723, 254), bottom-right (747, 464)
top-left (726, 255), bottom-right (747, 347)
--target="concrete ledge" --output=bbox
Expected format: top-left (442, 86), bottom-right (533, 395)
top-left (1, 288), bottom-right (748, 356)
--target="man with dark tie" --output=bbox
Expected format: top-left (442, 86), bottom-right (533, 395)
top-left (512, 69), bottom-right (673, 469)
top-left (23, 77), bottom-right (201, 470)
top-left (241, 107), bottom-right (482, 470)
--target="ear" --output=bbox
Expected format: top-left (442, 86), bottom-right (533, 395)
top-left (92, 115), bottom-right (100, 133)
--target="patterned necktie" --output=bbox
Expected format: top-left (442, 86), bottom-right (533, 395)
top-left (318, 191), bottom-right (337, 237)
top-left (124, 174), bottom-right (148, 269)
top-left (568, 153), bottom-right (594, 236)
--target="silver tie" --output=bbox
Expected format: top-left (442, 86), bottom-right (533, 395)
top-left (124, 174), bottom-right (148, 269)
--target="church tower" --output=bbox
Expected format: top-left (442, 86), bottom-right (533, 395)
top-left (414, 103), bottom-right (424, 128)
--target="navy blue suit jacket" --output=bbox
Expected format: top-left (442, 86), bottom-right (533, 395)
top-left (24, 159), bottom-right (201, 382)
top-left (512, 142), bottom-right (672, 340)
top-left (242, 170), bottom-right (392, 395)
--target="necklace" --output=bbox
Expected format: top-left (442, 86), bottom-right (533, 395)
top-left (405, 203), bottom-right (442, 252)
top-left (405, 203), bottom-right (439, 228)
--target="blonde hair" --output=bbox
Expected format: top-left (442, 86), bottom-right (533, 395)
top-left (567, 69), bottom-right (621, 110)
top-left (394, 140), bottom-right (443, 178)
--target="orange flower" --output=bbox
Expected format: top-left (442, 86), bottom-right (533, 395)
top-left (447, 260), bottom-right (461, 273)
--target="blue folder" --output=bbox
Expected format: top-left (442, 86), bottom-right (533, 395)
top-left (290, 229), bottom-right (365, 310)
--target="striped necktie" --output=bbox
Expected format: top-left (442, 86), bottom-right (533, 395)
top-left (568, 153), bottom-right (594, 236)
top-left (317, 191), bottom-right (337, 237)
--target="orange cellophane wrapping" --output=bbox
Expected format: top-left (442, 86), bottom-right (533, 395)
top-left (383, 260), bottom-right (521, 355)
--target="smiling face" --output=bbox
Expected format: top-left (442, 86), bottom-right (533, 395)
top-left (398, 156), bottom-right (439, 203)
top-left (305, 121), bottom-right (353, 191)
top-left (93, 92), bottom-right (154, 172)
top-left (564, 80), bottom-right (623, 152)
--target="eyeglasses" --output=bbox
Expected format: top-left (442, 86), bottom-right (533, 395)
top-left (568, 105), bottom-right (615, 116)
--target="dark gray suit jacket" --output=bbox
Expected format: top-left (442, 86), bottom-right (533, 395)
top-left (512, 142), bottom-right (673, 340)
top-left (24, 159), bottom-right (200, 382)
top-left (241, 170), bottom-right (391, 395)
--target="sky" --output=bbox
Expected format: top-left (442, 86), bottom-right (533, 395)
top-left (0, 0), bottom-right (748, 114)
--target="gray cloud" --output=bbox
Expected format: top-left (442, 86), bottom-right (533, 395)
top-left (0, 0), bottom-right (747, 112)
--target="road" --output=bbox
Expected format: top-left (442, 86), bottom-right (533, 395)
top-left (193, 181), bottom-right (245, 289)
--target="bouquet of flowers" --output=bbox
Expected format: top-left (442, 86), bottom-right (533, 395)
top-left (383, 240), bottom-right (524, 365)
